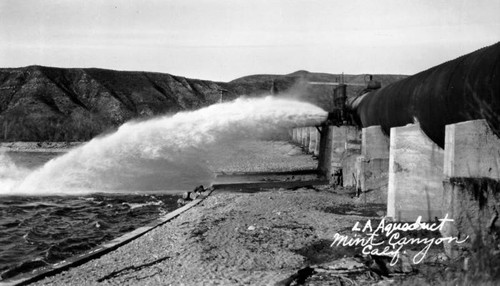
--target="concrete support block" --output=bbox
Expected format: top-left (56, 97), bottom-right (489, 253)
top-left (362, 125), bottom-right (390, 159)
top-left (331, 126), bottom-right (360, 166)
top-left (300, 127), bottom-right (306, 146)
top-left (308, 127), bottom-right (317, 154)
top-left (354, 126), bottom-right (390, 203)
top-left (305, 127), bottom-right (310, 148)
top-left (317, 125), bottom-right (361, 185)
top-left (355, 156), bottom-right (389, 203)
top-left (332, 126), bottom-right (361, 187)
top-left (441, 119), bottom-right (500, 257)
top-left (297, 128), bottom-right (303, 145)
top-left (441, 178), bottom-right (500, 257)
top-left (314, 129), bottom-right (320, 156)
top-left (292, 129), bottom-right (298, 143)
top-left (318, 125), bottom-right (332, 177)
top-left (332, 126), bottom-right (361, 186)
top-left (387, 123), bottom-right (444, 221)
top-left (304, 128), bottom-right (311, 151)
top-left (444, 119), bottom-right (500, 179)
top-left (342, 154), bottom-right (360, 187)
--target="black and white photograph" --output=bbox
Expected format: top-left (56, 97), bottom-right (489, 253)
top-left (0, 0), bottom-right (499, 285)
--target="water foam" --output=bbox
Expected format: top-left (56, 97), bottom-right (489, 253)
top-left (0, 96), bottom-right (327, 195)
top-left (0, 152), bottom-right (31, 192)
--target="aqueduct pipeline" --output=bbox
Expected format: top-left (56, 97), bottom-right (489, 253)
top-left (292, 41), bottom-right (500, 256)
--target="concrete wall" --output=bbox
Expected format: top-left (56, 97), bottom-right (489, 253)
top-left (304, 128), bottom-right (311, 152)
top-left (317, 125), bottom-right (361, 185)
top-left (314, 129), bottom-right (320, 156)
top-left (292, 129), bottom-right (298, 143)
top-left (362, 126), bottom-right (390, 159)
top-left (308, 127), bottom-right (317, 154)
top-left (318, 125), bottom-right (333, 177)
top-left (300, 128), bottom-right (306, 147)
top-left (355, 157), bottom-right (389, 204)
top-left (355, 126), bottom-right (390, 203)
top-left (441, 119), bottom-right (500, 257)
top-left (444, 119), bottom-right (500, 179)
top-left (387, 123), bottom-right (444, 221)
top-left (335, 126), bottom-right (361, 187)
top-left (441, 178), bottom-right (500, 256)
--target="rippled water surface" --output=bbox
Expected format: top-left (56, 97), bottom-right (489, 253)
top-left (0, 194), bottom-right (180, 279)
top-left (0, 152), bottom-right (181, 280)
top-left (0, 97), bottom-right (327, 280)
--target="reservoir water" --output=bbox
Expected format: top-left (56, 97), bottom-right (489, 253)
top-left (0, 97), bottom-right (327, 279)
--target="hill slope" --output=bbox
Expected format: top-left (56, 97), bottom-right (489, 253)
top-left (229, 71), bottom-right (407, 111)
top-left (0, 66), bottom-right (405, 141)
top-left (0, 66), bottom-right (232, 141)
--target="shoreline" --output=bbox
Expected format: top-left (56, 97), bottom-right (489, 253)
top-left (0, 140), bottom-right (477, 285)
top-left (0, 142), bottom-right (83, 153)
top-left (26, 187), bottom-right (449, 285)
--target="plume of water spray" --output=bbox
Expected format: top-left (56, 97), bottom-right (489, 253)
top-left (1, 96), bottom-right (327, 195)
top-left (0, 152), bottom-right (31, 192)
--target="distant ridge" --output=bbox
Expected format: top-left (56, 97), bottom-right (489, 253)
top-left (0, 66), bottom-right (406, 141)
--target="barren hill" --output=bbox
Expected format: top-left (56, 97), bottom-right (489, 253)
top-left (0, 66), bottom-right (405, 141)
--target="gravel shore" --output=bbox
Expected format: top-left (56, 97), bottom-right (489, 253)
top-left (33, 188), bottom-right (374, 285)
top-left (24, 140), bottom-right (451, 285)
top-left (207, 140), bottom-right (318, 173)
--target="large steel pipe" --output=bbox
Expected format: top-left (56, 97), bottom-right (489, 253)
top-left (348, 41), bottom-right (500, 147)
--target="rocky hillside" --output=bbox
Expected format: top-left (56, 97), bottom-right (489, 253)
top-left (230, 70), bottom-right (407, 111)
top-left (0, 66), bottom-right (405, 141)
top-left (0, 66), bottom-right (232, 141)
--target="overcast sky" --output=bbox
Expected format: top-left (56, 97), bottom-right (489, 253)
top-left (1, 0), bottom-right (499, 81)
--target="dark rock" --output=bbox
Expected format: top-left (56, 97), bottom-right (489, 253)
top-left (193, 185), bottom-right (205, 194)
top-left (182, 192), bottom-right (192, 200)
top-left (274, 266), bottom-right (315, 286)
top-left (367, 254), bottom-right (413, 276)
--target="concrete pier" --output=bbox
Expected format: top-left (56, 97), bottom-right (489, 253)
top-left (387, 123), bottom-right (444, 221)
top-left (308, 127), bottom-right (317, 154)
top-left (444, 119), bottom-right (500, 179)
top-left (441, 119), bottom-right (500, 256)
top-left (314, 129), bottom-right (320, 156)
top-left (292, 128), bottom-right (298, 143)
top-left (362, 125), bottom-right (389, 159)
top-left (297, 128), bottom-right (304, 145)
top-left (295, 125), bottom-right (360, 185)
top-left (303, 127), bottom-right (310, 151)
top-left (317, 125), bottom-right (332, 178)
top-left (355, 126), bottom-right (390, 203)
top-left (314, 125), bottom-right (361, 185)
top-left (334, 126), bottom-right (361, 187)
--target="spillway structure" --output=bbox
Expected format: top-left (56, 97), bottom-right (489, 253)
top-left (291, 41), bottom-right (500, 256)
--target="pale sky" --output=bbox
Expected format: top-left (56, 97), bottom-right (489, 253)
top-left (1, 0), bottom-right (499, 81)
